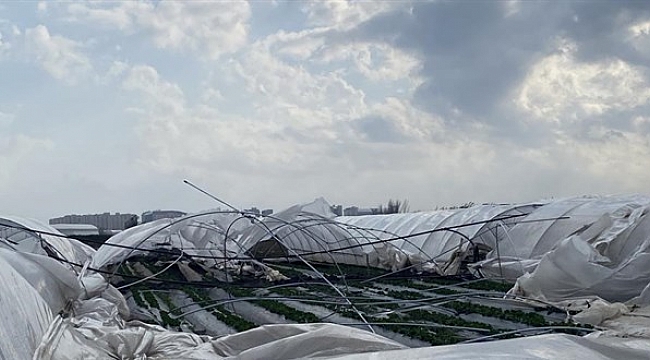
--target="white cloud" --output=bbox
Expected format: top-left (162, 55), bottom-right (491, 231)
top-left (121, 65), bottom-right (285, 174)
top-left (37, 2), bottom-right (48, 14)
top-left (265, 28), bottom-right (328, 60)
top-left (627, 19), bottom-right (650, 57)
top-left (560, 130), bottom-right (650, 191)
top-left (96, 60), bottom-right (129, 84)
top-left (24, 25), bottom-right (91, 84)
top-left (317, 42), bottom-right (422, 82)
top-left (516, 39), bottom-right (650, 122)
top-left (0, 23), bottom-right (19, 54)
top-left (301, 0), bottom-right (399, 30)
top-left (4, 0), bottom-right (650, 218)
top-left (0, 110), bottom-right (13, 126)
top-left (116, 14), bottom-right (437, 182)
top-left (229, 41), bottom-right (369, 128)
top-left (367, 97), bottom-right (445, 141)
top-left (629, 20), bottom-right (650, 37)
top-left (122, 64), bottom-right (185, 116)
top-left (65, 0), bottom-right (251, 59)
top-left (633, 116), bottom-right (650, 131)
top-left (503, 0), bottom-right (521, 17)
top-left (0, 134), bottom-right (54, 186)
top-left (119, 57), bottom-right (448, 209)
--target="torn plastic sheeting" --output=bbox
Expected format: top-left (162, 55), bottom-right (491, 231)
top-left (321, 333), bottom-right (650, 360)
top-left (0, 215), bottom-right (95, 264)
top-left (34, 303), bottom-right (650, 360)
top-left (91, 212), bottom-right (249, 270)
top-left (331, 204), bottom-right (535, 275)
top-left (493, 196), bottom-right (606, 260)
top-left (92, 199), bottom-right (538, 276)
top-left (492, 194), bottom-right (650, 262)
top-left (236, 198), bottom-right (403, 268)
top-left (582, 304), bottom-right (650, 340)
top-left (94, 194), bottom-right (650, 289)
top-left (508, 206), bottom-right (650, 304)
top-left (469, 256), bottom-right (539, 281)
top-left (511, 236), bottom-right (650, 303)
top-left (0, 249), bottom-right (80, 360)
top-left (36, 320), bottom-right (407, 360)
top-left (91, 219), bottom-right (175, 269)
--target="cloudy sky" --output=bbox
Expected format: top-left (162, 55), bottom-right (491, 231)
top-left (1, 1), bottom-right (650, 222)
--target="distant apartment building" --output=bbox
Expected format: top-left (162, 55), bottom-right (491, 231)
top-left (49, 212), bottom-right (138, 231)
top-left (343, 206), bottom-right (378, 216)
top-left (261, 209), bottom-right (274, 216)
top-left (141, 210), bottom-right (187, 223)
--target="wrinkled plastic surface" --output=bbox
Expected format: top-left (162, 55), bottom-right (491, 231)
top-left (91, 211), bottom-right (243, 269)
top-left (94, 198), bottom-right (543, 275)
top-left (0, 215), bottom-right (95, 264)
top-left (336, 204), bottom-right (540, 274)
top-left (322, 333), bottom-right (650, 360)
top-left (500, 195), bottom-right (650, 303)
top-left (92, 194), bottom-right (650, 306)
top-left (36, 319), bottom-right (407, 360)
top-left (34, 298), bottom-right (650, 360)
top-left (3, 212), bottom-right (650, 358)
top-left (0, 248), bottom-right (81, 360)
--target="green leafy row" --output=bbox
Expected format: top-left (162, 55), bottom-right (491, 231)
top-left (263, 285), bottom-right (483, 346)
top-left (224, 286), bottom-right (322, 324)
top-left (443, 301), bottom-right (548, 327)
top-left (182, 286), bottom-right (257, 332)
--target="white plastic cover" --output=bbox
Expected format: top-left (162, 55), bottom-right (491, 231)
top-left (3, 208), bottom-right (650, 358)
top-left (0, 215), bottom-right (95, 264)
top-left (322, 333), bottom-right (650, 360)
top-left (335, 204), bottom-right (540, 274)
top-left (235, 198), bottom-right (412, 269)
top-left (469, 194), bottom-right (650, 304)
top-left (92, 211), bottom-right (244, 269)
top-left (92, 194), bottom-right (650, 305)
top-left (0, 248), bottom-right (81, 360)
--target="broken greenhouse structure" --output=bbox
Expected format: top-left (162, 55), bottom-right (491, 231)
top-left (3, 194), bottom-right (650, 358)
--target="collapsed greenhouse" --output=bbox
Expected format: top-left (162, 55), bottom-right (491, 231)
top-left (3, 194), bottom-right (650, 359)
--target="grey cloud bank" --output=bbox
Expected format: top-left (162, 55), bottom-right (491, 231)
top-left (0, 1), bottom-right (649, 221)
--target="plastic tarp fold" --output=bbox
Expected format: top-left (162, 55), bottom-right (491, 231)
top-left (0, 248), bottom-right (82, 360)
top-left (35, 320), bottom-right (408, 360)
top-left (236, 198), bottom-right (385, 268)
top-left (0, 216), bottom-right (95, 265)
top-left (476, 194), bottom-right (650, 282)
top-left (5, 207), bottom-right (650, 358)
top-left (91, 194), bottom-right (650, 305)
top-left (320, 333), bottom-right (650, 360)
top-left (91, 211), bottom-right (243, 270)
top-left (334, 204), bottom-right (540, 274)
top-left (506, 198), bottom-right (650, 304)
